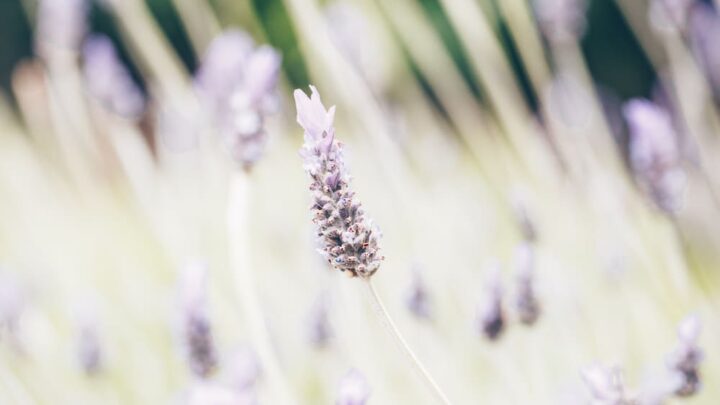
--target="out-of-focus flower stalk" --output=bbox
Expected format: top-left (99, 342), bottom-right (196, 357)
top-left (34, 0), bottom-right (109, 188)
top-left (227, 172), bottom-right (296, 405)
top-left (214, 27), bottom-right (288, 400)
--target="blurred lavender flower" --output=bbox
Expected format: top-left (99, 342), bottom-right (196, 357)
top-left (534, 0), bottom-right (587, 43)
top-left (179, 261), bottom-right (217, 378)
top-left (582, 364), bottom-right (637, 405)
top-left (0, 273), bottom-right (26, 352)
top-left (195, 30), bottom-right (282, 169)
top-left (689, 5), bottom-right (720, 98)
top-left (649, 0), bottom-right (693, 31)
top-left (75, 305), bottom-right (103, 375)
top-left (82, 35), bottom-right (145, 120)
top-left (623, 99), bottom-right (686, 214)
top-left (225, 346), bottom-right (262, 392)
top-left (294, 86), bottom-right (384, 278)
top-left (306, 292), bottom-right (333, 348)
top-left (666, 315), bottom-right (703, 397)
top-left (514, 243), bottom-right (540, 326)
top-left (477, 265), bottom-right (505, 341)
top-left (36, 0), bottom-right (88, 56)
top-left (404, 264), bottom-right (431, 320)
top-left (336, 369), bottom-right (371, 405)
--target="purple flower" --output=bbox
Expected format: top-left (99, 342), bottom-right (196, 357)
top-left (179, 261), bottom-right (217, 378)
top-left (195, 30), bottom-right (282, 169)
top-left (195, 31), bottom-right (255, 109)
top-left (477, 264), bottom-right (505, 341)
top-left (667, 315), bottom-right (703, 397)
top-left (294, 86), bottom-right (383, 278)
top-left (623, 99), bottom-right (686, 214)
top-left (225, 346), bottom-right (262, 392)
top-left (0, 272), bottom-right (26, 352)
top-left (404, 264), bottom-right (431, 319)
top-left (336, 369), bottom-right (371, 405)
top-left (514, 243), bottom-right (540, 326)
top-left (582, 364), bottom-right (635, 405)
top-left (75, 304), bottom-right (103, 375)
top-left (82, 35), bottom-right (145, 119)
top-left (306, 292), bottom-right (333, 348)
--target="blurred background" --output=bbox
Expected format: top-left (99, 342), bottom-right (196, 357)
top-left (0, 0), bottom-right (719, 404)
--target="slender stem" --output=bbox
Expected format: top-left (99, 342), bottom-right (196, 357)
top-left (365, 278), bottom-right (452, 405)
top-left (227, 171), bottom-right (296, 405)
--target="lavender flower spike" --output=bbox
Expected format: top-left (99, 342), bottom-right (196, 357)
top-left (623, 99), bottom-right (686, 214)
top-left (179, 261), bottom-right (217, 378)
top-left (582, 364), bottom-right (636, 405)
top-left (195, 30), bottom-right (282, 169)
top-left (83, 35), bottom-right (145, 119)
top-left (514, 243), bottom-right (540, 326)
top-left (667, 315), bottom-right (703, 397)
top-left (477, 264), bottom-right (505, 341)
top-left (294, 86), bottom-right (383, 278)
top-left (336, 369), bottom-right (371, 405)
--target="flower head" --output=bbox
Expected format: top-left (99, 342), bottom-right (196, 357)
top-left (404, 264), bottom-right (431, 319)
top-left (306, 291), bottom-right (333, 348)
top-left (82, 35), bottom-right (145, 119)
top-left (582, 364), bottom-right (636, 405)
top-left (477, 263), bottom-right (505, 341)
top-left (336, 368), bottom-right (371, 405)
top-left (294, 86), bottom-right (383, 278)
top-left (514, 243), bottom-right (540, 325)
top-left (179, 261), bottom-right (217, 378)
top-left (623, 99), bottom-right (686, 214)
top-left (74, 303), bottom-right (103, 375)
top-left (195, 30), bottom-right (282, 169)
top-left (667, 315), bottom-right (703, 397)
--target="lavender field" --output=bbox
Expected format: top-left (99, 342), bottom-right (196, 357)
top-left (0, 0), bottom-right (719, 404)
